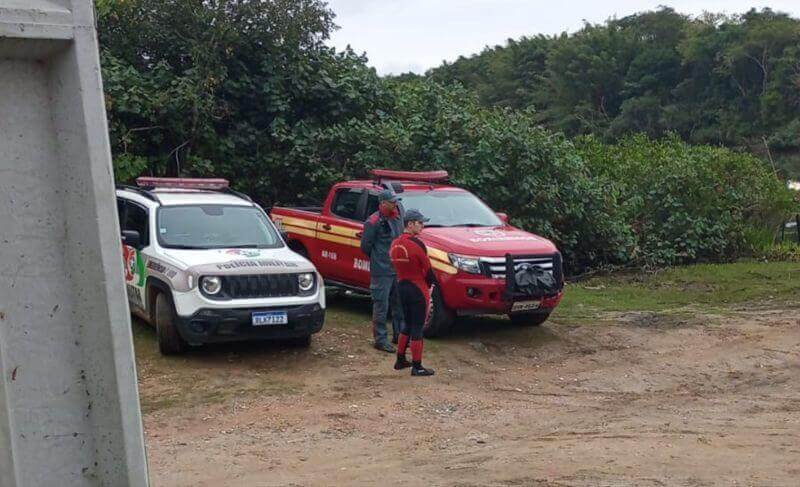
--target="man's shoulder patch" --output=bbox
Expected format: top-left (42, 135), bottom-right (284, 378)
top-left (367, 212), bottom-right (380, 225)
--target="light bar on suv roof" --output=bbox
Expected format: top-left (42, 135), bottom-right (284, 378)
top-left (370, 169), bottom-right (449, 183)
top-left (136, 177), bottom-right (230, 189)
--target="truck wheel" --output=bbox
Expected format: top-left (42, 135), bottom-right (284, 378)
top-left (424, 284), bottom-right (454, 337)
top-left (155, 292), bottom-right (187, 355)
top-left (508, 312), bottom-right (551, 327)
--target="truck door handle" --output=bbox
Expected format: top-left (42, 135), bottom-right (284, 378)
top-left (322, 224), bottom-right (332, 231)
top-left (355, 232), bottom-right (363, 238)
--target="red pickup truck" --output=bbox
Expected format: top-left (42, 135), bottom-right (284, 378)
top-left (270, 170), bottom-right (564, 336)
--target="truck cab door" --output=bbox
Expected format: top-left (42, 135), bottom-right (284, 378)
top-left (316, 188), bottom-right (366, 285)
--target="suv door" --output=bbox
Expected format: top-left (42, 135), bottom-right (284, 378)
top-left (316, 187), bottom-right (366, 285)
top-left (118, 197), bottom-right (150, 312)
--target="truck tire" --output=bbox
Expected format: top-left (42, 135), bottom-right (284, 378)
top-left (424, 284), bottom-right (454, 337)
top-left (155, 292), bottom-right (187, 355)
top-left (508, 311), bottom-right (551, 327)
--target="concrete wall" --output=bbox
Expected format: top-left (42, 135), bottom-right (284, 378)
top-left (0, 1), bottom-right (149, 485)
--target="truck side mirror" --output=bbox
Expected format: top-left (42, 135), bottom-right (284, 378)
top-left (121, 230), bottom-right (141, 249)
top-left (496, 212), bottom-right (509, 224)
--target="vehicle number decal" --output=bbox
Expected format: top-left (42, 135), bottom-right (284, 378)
top-left (322, 250), bottom-right (338, 260)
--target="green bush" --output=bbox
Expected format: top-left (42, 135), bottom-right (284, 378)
top-left (577, 134), bottom-right (796, 267)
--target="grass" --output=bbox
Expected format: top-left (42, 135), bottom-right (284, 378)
top-left (556, 260), bottom-right (800, 322)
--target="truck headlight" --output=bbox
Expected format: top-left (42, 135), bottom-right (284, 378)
top-left (449, 253), bottom-right (482, 274)
top-left (298, 273), bottom-right (315, 293)
top-left (200, 276), bottom-right (222, 295)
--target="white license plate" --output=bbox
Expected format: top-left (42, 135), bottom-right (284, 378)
top-left (511, 300), bottom-right (540, 312)
top-left (252, 311), bottom-right (288, 326)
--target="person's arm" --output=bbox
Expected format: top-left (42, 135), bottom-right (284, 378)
top-left (410, 237), bottom-right (434, 285)
top-left (360, 218), bottom-right (376, 257)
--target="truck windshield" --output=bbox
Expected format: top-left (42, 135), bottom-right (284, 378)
top-left (157, 205), bottom-right (282, 249)
top-left (400, 191), bottom-right (502, 227)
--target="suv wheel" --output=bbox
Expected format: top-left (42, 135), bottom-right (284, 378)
top-left (155, 292), bottom-right (187, 355)
top-left (424, 284), bottom-right (454, 337)
top-left (508, 311), bottom-right (551, 327)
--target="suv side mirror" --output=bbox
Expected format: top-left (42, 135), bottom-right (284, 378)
top-left (121, 230), bottom-right (142, 249)
top-left (496, 212), bottom-right (509, 224)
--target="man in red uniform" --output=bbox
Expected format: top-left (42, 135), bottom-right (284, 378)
top-left (389, 209), bottom-right (435, 376)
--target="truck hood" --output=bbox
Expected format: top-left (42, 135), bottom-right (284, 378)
top-left (420, 226), bottom-right (557, 257)
top-left (160, 246), bottom-right (316, 274)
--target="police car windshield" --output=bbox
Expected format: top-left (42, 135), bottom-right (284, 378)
top-left (400, 191), bottom-right (502, 227)
top-left (157, 205), bottom-right (282, 249)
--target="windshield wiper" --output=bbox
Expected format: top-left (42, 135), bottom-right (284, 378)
top-left (452, 223), bottom-right (490, 227)
top-left (164, 244), bottom-right (207, 249)
top-left (423, 224), bottom-right (446, 228)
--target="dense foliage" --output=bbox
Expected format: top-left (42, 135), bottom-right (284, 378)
top-left (428, 8), bottom-right (800, 178)
top-left (97, 1), bottom-right (797, 273)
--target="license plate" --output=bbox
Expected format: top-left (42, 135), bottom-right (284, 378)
top-left (511, 300), bottom-right (540, 312)
top-left (251, 311), bottom-right (288, 326)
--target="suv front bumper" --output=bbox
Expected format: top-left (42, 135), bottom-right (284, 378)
top-left (174, 302), bottom-right (325, 344)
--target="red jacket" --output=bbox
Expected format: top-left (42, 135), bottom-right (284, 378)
top-left (390, 233), bottom-right (434, 302)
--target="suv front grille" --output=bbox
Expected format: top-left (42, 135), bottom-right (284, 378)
top-left (223, 274), bottom-right (299, 299)
top-left (480, 256), bottom-right (555, 280)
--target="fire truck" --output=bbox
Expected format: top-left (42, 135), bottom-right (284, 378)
top-left (270, 170), bottom-right (563, 336)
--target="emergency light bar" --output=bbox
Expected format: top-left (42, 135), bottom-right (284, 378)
top-left (136, 177), bottom-right (230, 189)
top-left (370, 169), bottom-right (449, 183)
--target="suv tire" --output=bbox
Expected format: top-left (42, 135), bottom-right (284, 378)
top-left (155, 291), bottom-right (187, 355)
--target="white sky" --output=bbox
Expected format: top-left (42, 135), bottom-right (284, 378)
top-left (326, 0), bottom-right (800, 75)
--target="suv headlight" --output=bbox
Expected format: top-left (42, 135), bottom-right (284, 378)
top-left (200, 276), bottom-right (222, 295)
top-left (448, 253), bottom-right (482, 274)
top-left (298, 273), bottom-right (316, 294)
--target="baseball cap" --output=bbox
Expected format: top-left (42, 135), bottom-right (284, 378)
top-left (404, 208), bottom-right (430, 223)
top-left (378, 189), bottom-right (400, 203)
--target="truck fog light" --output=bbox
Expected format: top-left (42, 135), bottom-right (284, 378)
top-left (201, 276), bottom-right (222, 295)
top-left (467, 287), bottom-right (481, 298)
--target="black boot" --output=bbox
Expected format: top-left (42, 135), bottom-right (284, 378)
top-left (394, 356), bottom-right (412, 370)
top-left (411, 362), bottom-right (435, 376)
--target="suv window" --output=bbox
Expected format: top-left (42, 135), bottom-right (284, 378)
top-left (123, 201), bottom-right (150, 247)
top-left (331, 188), bottom-right (362, 220)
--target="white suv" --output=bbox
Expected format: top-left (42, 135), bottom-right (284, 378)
top-left (116, 178), bottom-right (325, 354)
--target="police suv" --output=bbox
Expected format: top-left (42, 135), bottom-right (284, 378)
top-left (117, 178), bottom-right (325, 354)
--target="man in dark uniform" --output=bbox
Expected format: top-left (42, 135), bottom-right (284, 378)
top-left (389, 209), bottom-right (435, 376)
top-left (360, 189), bottom-right (404, 353)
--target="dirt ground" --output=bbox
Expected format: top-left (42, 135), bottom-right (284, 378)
top-left (135, 296), bottom-right (800, 486)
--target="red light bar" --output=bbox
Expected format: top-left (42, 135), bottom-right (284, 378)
top-left (136, 177), bottom-right (229, 190)
top-left (370, 169), bottom-right (449, 183)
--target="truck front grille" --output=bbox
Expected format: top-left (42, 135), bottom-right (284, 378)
top-left (222, 274), bottom-right (299, 299)
top-left (480, 256), bottom-right (555, 280)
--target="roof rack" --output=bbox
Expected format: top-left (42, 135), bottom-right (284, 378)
top-left (370, 169), bottom-right (449, 184)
